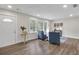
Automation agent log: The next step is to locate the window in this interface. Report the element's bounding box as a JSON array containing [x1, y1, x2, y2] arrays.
[[29, 17, 48, 33], [29, 19, 36, 32], [37, 21, 43, 31], [37, 21, 48, 33], [44, 22, 47, 32]]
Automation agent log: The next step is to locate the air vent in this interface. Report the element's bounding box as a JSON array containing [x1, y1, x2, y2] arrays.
[[73, 4, 78, 8]]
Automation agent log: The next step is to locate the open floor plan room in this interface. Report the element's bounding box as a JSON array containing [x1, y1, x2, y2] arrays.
[[0, 4, 79, 55]]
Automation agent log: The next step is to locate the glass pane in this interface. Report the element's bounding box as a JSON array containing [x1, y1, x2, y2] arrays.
[[30, 20, 36, 32], [44, 22, 47, 32], [37, 21, 43, 31]]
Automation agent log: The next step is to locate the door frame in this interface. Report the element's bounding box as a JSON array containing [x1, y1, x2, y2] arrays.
[[0, 14, 17, 47]]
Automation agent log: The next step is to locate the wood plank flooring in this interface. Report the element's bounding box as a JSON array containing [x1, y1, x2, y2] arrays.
[[0, 38, 79, 55]]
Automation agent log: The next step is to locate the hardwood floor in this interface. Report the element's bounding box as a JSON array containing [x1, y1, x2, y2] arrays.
[[0, 38, 79, 55]]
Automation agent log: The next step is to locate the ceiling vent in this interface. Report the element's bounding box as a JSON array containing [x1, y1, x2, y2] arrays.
[[73, 4, 78, 8]]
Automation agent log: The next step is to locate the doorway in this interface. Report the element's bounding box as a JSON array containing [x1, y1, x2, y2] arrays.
[[0, 14, 17, 47]]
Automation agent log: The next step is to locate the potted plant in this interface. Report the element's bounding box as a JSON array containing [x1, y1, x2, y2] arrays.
[[20, 26, 26, 31], [20, 26, 27, 44]]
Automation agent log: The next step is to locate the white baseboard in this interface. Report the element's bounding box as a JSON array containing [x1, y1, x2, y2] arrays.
[[0, 41, 16, 48], [0, 38, 37, 48], [63, 35, 79, 39]]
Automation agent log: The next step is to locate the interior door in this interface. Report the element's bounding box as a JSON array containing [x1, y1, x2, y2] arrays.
[[0, 14, 16, 47]]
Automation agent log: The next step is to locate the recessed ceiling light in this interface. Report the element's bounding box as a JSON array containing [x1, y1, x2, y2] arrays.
[[69, 14, 73, 17], [63, 5, 68, 8], [8, 5, 12, 8], [3, 18, 13, 22]]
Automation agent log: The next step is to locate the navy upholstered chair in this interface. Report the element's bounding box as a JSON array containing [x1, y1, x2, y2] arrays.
[[49, 32, 60, 45], [38, 31, 47, 40]]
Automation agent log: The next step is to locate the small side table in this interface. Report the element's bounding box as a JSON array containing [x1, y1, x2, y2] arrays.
[[20, 31, 27, 44]]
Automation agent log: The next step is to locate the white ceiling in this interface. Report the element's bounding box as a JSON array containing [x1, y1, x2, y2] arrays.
[[0, 4, 79, 20]]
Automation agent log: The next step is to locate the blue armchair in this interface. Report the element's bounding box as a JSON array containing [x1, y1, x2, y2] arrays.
[[38, 31, 47, 40], [49, 32, 60, 45]]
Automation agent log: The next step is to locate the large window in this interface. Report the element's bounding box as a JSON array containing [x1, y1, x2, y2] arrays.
[[44, 22, 47, 32], [29, 17, 48, 33], [37, 21, 43, 31], [29, 19, 36, 32]]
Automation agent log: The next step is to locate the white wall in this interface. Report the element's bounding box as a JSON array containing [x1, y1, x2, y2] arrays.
[[48, 21, 54, 32], [0, 9, 38, 47], [52, 16, 79, 39]]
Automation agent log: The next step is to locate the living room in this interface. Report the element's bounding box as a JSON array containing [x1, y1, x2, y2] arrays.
[[0, 4, 79, 55]]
